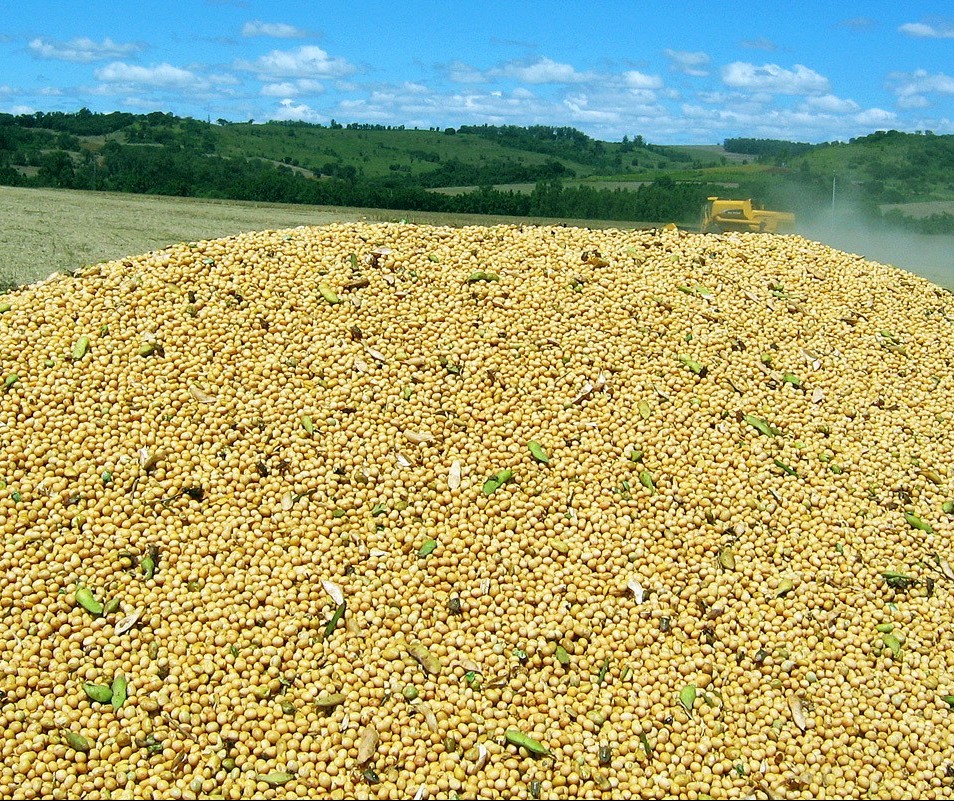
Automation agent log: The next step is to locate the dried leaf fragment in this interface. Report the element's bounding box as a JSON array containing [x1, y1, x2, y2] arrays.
[[407, 641, 441, 675], [405, 430, 435, 445], [365, 345, 386, 363], [321, 580, 345, 607], [571, 382, 594, 405], [115, 607, 143, 635], [788, 696, 807, 732], [448, 459, 462, 490], [627, 575, 645, 604], [356, 726, 379, 764], [188, 384, 215, 404]]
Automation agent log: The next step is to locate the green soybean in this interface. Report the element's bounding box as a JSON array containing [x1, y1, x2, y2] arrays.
[[64, 731, 92, 753], [505, 729, 550, 757], [318, 283, 340, 304], [82, 683, 113, 704], [744, 414, 782, 437], [904, 512, 933, 533], [111, 674, 128, 710], [482, 468, 514, 495], [75, 587, 103, 616], [71, 335, 90, 361], [528, 441, 550, 465], [140, 555, 156, 579], [679, 684, 697, 714], [258, 772, 294, 787]]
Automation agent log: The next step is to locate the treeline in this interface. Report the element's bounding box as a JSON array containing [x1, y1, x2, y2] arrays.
[[457, 125, 614, 168], [0, 136, 711, 223], [1, 108, 140, 136], [724, 138, 814, 160], [414, 157, 574, 188]]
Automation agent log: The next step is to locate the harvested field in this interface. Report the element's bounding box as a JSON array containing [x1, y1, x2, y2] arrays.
[[0, 186, 654, 290], [1, 222, 954, 799]]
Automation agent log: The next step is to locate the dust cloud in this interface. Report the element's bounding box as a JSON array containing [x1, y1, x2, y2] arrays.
[[798, 213, 954, 292]]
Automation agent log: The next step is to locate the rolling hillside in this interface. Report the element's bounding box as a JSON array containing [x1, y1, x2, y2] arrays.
[[1, 110, 952, 231]]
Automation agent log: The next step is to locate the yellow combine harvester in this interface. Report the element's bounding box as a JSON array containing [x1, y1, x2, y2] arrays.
[[701, 196, 796, 234]]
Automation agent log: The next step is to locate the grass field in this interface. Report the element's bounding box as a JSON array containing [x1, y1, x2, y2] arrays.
[[880, 200, 954, 218], [0, 186, 659, 289]]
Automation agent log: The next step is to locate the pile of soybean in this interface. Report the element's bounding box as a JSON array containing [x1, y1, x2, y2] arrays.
[[1, 222, 954, 800]]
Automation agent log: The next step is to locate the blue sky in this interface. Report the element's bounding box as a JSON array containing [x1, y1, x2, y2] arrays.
[[1, 0, 952, 143]]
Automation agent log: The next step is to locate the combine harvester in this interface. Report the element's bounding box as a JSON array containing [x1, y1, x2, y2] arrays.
[[701, 196, 795, 234]]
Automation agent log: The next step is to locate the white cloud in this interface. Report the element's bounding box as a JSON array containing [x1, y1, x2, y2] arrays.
[[721, 62, 829, 95], [498, 57, 596, 85], [622, 70, 663, 90], [679, 100, 898, 142], [29, 36, 140, 63], [563, 94, 620, 123], [853, 108, 897, 127], [804, 94, 860, 113], [665, 49, 710, 77], [242, 21, 308, 38], [899, 20, 954, 39], [273, 99, 325, 122], [261, 79, 324, 97], [95, 62, 198, 89], [889, 69, 954, 108], [236, 46, 356, 79], [446, 60, 485, 84]]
